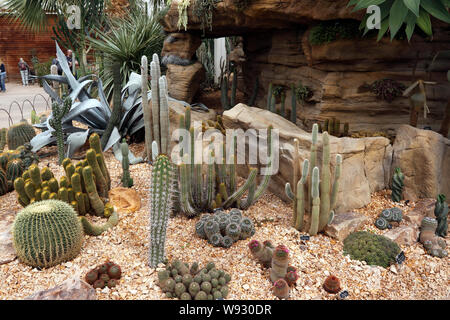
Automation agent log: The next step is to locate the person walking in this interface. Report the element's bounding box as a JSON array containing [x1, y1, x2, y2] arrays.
[[18, 58, 30, 86], [0, 59, 6, 92]]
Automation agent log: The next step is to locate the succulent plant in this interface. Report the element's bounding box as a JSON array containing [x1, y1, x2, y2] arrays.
[[6, 120, 36, 150], [85, 269, 99, 285], [374, 217, 389, 230], [343, 231, 401, 268], [12, 200, 84, 268], [285, 270, 299, 286], [107, 279, 118, 288], [419, 217, 447, 258], [120, 139, 133, 187], [370, 79, 406, 103], [323, 275, 341, 294], [272, 279, 290, 299], [0, 168, 10, 196], [270, 245, 290, 283], [49, 96, 71, 164], [93, 280, 106, 289], [108, 264, 122, 279], [391, 168, 404, 203], [434, 194, 448, 238], [248, 240, 274, 268]]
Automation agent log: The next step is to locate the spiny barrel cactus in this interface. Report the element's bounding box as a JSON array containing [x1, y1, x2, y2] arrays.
[[285, 124, 342, 235], [434, 194, 448, 238], [0, 169, 10, 196], [391, 167, 404, 203], [6, 158, 23, 183], [12, 200, 84, 268], [343, 231, 401, 268], [121, 140, 133, 188], [7, 120, 36, 150], [149, 141, 175, 268]]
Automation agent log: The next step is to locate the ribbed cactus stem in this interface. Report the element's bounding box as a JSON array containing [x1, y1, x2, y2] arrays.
[[82, 166, 104, 216], [292, 138, 300, 214], [290, 84, 296, 123], [206, 149, 215, 210], [179, 154, 198, 217], [319, 132, 331, 231], [307, 124, 318, 211], [159, 76, 170, 155], [150, 60, 160, 152], [121, 140, 133, 188], [141, 55, 153, 161], [267, 83, 273, 110], [330, 154, 342, 211], [149, 145, 174, 268], [223, 168, 257, 208], [49, 96, 71, 165], [89, 133, 110, 189], [221, 75, 229, 110], [230, 69, 237, 108], [295, 159, 309, 230], [81, 210, 119, 236], [309, 167, 320, 236]]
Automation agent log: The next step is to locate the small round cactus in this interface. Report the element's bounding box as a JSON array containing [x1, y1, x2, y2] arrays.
[[285, 270, 299, 286], [225, 222, 241, 241], [221, 235, 234, 248], [175, 283, 187, 297], [93, 279, 106, 289], [209, 233, 223, 247], [195, 291, 208, 300], [273, 279, 289, 299], [323, 275, 341, 294], [206, 262, 215, 270], [99, 273, 110, 282], [375, 217, 389, 230], [107, 279, 118, 288], [204, 220, 220, 238], [180, 292, 191, 300], [182, 274, 193, 287], [195, 220, 207, 239], [108, 264, 122, 279], [85, 269, 98, 285], [201, 281, 212, 294]]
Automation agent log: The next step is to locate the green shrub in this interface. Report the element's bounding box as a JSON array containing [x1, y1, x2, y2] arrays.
[[343, 231, 401, 268]]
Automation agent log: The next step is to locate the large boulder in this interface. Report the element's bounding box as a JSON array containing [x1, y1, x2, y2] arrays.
[[324, 212, 369, 241], [392, 125, 450, 201], [222, 104, 393, 213], [166, 62, 206, 104]]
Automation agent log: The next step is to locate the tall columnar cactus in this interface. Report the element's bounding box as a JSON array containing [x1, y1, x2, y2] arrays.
[[248, 77, 259, 106], [12, 200, 84, 268], [49, 96, 71, 165], [151, 55, 161, 153], [267, 83, 273, 110], [89, 133, 111, 190], [391, 167, 404, 203], [7, 120, 36, 150], [285, 124, 342, 234], [434, 194, 448, 238], [149, 141, 175, 268], [290, 84, 296, 124], [221, 74, 229, 110], [121, 139, 133, 188], [230, 68, 237, 108], [141, 55, 153, 161], [159, 77, 170, 155]]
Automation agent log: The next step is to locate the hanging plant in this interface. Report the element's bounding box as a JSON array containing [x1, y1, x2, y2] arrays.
[[295, 82, 313, 103], [193, 0, 220, 35], [177, 0, 191, 31], [370, 79, 406, 103]]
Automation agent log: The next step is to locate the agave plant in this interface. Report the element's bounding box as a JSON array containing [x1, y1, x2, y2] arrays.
[[31, 41, 207, 163], [348, 0, 450, 41]]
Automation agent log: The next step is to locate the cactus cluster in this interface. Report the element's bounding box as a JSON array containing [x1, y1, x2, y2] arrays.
[[265, 83, 298, 124], [374, 207, 403, 230], [419, 217, 447, 258], [343, 231, 401, 268], [195, 208, 255, 248], [285, 124, 342, 235], [149, 141, 176, 268], [201, 115, 226, 135], [319, 118, 350, 137], [120, 139, 133, 188], [14, 134, 113, 221], [323, 275, 341, 294], [248, 240, 298, 299], [12, 199, 84, 268], [85, 261, 122, 289], [158, 260, 231, 300], [391, 168, 404, 203], [434, 194, 448, 238], [6, 120, 36, 150], [176, 107, 273, 216], [50, 95, 71, 165]]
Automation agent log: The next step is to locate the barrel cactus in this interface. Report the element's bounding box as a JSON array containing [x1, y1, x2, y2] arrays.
[[0, 168, 10, 196], [6, 158, 24, 182], [7, 120, 36, 150], [343, 231, 401, 268], [12, 200, 84, 268]]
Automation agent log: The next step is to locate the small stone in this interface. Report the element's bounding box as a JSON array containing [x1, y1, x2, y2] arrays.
[[389, 265, 398, 274], [242, 284, 250, 290]]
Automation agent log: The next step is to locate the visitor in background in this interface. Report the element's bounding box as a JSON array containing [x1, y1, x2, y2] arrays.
[[18, 58, 30, 86], [0, 59, 6, 92], [66, 49, 79, 77], [52, 57, 63, 75]]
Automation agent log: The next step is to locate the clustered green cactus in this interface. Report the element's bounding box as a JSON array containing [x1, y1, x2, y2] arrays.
[[12, 199, 84, 268], [343, 231, 401, 268], [391, 167, 404, 203], [30, 110, 40, 125], [319, 118, 350, 137], [120, 139, 133, 188], [85, 261, 122, 289], [434, 194, 448, 238], [419, 217, 447, 258], [195, 208, 255, 248], [176, 108, 273, 216], [13, 134, 113, 223], [285, 124, 342, 235], [158, 260, 231, 300], [374, 207, 403, 230], [49, 95, 71, 165], [201, 115, 226, 136], [6, 120, 36, 150], [149, 141, 176, 268], [248, 240, 298, 299]]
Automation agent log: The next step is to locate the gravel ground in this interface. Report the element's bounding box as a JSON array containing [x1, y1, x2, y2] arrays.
[[0, 142, 448, 300]]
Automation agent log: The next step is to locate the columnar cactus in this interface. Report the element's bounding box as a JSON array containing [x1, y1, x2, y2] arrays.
[[248, 240, 274, 268], [121, 139, 133, 188], [151, 54, 161, 154], [49, 96, 71, 165], [434, 194, 448, 238], [7, 120, 36, 150], [149, 141, 175, 268], [270, 245, 290, 283], [81, 206, 119, 236], [12, 200, 84, 268], [285, 124, 342, 235], [391, 167, 404, 203], [141, 55, 153, 161]]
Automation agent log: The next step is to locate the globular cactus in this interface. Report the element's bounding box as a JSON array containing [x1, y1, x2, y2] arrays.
[[0, 169, 10, 196], [0, 152, 9, 170], [12, 200, 84, 268], [49, 96, 71, 165], [285, 124, 342, 235], [419, 217, 447, 258], [272, 279, 290, 299], [6, 120, 36, 150], [434, 194, 448, 238], [121, 139, 133, 188], [248, 240, 273, 268], [6, 158, 24, 182], [270, 245, 290, 283], [323, 275, 341, 294], [374, 217, 389, 230], [149, 141, 175, 268], [285, 269, 299, 286], [391, 167, 404, 203]]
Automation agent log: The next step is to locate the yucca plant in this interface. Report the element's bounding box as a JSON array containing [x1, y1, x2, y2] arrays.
[[348, 0, 450, 41]]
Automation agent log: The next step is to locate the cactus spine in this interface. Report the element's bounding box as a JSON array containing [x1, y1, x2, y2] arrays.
[[391, 167, 404, 203], [285, 124, 342, 234], [149, 141, 175, 268], [121, 139, 133, 188]]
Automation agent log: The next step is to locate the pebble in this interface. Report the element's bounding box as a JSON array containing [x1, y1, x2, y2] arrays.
[[243, 284, 250, 290]]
